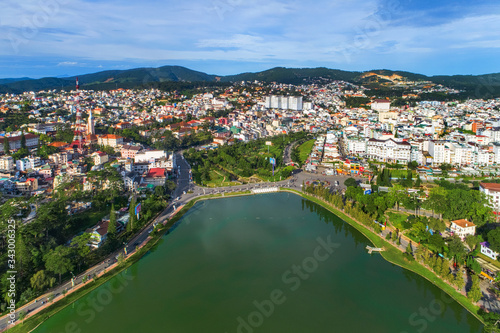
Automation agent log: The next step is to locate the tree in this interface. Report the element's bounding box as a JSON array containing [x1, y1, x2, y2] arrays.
[[344, 178, 358, 188], [465, 235, 480, 250], [406, 243, 412, 255], [415, 175, 422, 187], [20, 132, 26, 149], [71, 233, 91, 261], [468, 275, 482, 303], [3, 137, 10, 154], [448, 236, 467, 265], [488, 228, 500, 253], [44, 246, 74, 284], [453, 272, 465, 291], [107, 204, 117, 237], [388, 184, 406, 211], [116, 252, 125, 266], [30, 270, 50, 292], [18, 310, 27, 323], [467, 257, 482, 274], [428, 234, 445, 253], [407, 161, 418, 170]]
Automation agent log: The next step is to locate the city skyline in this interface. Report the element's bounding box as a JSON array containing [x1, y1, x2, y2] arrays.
[[1, 0, 500, 78]]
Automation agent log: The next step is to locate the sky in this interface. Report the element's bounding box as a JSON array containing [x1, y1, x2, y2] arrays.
[[1, 0, 500, 78]]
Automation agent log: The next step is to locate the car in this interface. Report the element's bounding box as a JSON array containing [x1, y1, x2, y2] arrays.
[[176, 197, 181, 201]]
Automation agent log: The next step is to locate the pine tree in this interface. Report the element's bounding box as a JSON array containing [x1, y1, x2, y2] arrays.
[[406, 243, 413, 256], [107, 204, 117, 237], [391, 230, 398, 242], [415, 175, 422, 187], [439, 258, 450, 277], [21, 132, 26, 149], [3, 137, 10, 155]]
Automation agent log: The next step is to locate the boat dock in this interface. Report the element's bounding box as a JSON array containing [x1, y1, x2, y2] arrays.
[[366, 246, 384, 254]]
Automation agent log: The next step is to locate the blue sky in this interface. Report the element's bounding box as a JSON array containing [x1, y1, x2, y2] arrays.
[[1, 0, 500, 78]]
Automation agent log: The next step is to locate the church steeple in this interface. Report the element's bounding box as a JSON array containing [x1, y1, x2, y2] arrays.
[[88, 109, 95, 135]]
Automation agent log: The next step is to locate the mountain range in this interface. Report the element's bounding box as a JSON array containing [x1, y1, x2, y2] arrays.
[[1, 65, 500, 98]]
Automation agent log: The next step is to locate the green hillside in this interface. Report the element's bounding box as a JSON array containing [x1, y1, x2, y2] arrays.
[[2, 65, 500, 99]]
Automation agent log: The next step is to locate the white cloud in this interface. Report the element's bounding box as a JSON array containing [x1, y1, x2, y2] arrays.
[[57, 61, 78, 66], [1, 0, 500, 75]]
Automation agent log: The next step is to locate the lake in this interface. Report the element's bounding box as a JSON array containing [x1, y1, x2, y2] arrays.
[[34, 193, 483, 333]]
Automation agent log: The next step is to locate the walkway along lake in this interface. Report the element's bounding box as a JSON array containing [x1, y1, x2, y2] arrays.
[[33, 193, 483, 333]]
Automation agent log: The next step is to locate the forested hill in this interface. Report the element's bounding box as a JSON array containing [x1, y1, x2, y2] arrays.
[[2, 65, 500, 98]]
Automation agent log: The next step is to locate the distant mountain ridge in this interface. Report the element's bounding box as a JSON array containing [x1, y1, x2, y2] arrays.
[[1, 65, 500, 98], [0, 77, 33, 85]]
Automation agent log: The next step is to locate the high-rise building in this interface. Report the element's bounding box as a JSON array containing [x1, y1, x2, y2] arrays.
[[265, 95, 303, 111]]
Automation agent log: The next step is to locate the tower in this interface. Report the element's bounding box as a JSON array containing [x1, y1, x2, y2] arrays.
[[73, 78, 85, 150], [88, 108, 95, 135]]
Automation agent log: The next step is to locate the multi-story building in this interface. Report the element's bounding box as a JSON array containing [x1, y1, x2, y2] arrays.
[[92, 151, 109, 166], [98, 134, 123, 148], [265, 96, 303, 111], [0, 133, 39, 152], [27, 156, 41, 169], [371, 99, 391, 112], [121, 145, 142, 159], [0, 156, 14, 171], [16, 158, 31, 171], [480, 183, 500, 214], [346, 138, 367, 156], [134, 150, 168, 163], [366, 138, 411, 164], [449, 219, 476, 240], [428, 140, 452, 165]]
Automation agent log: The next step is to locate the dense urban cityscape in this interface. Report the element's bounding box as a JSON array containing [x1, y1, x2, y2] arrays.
[[1, 74, 500, 331]]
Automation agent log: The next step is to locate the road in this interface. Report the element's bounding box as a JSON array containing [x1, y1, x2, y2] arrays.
[[283, 141, 296, 165]]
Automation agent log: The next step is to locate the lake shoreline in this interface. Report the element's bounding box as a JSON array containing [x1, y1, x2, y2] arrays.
[[13, 189, 485, 332]]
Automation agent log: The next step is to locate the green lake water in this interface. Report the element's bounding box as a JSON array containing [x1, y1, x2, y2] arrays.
[[33, 193, 483, 333]]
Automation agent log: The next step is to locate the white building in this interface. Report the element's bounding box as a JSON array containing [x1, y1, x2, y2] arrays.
[[371, 99, 391, 112], [27, 156, 41, 169], [134, 150, 168, 163], [480, 183, 500, 213], [346, 138, 367, 156], [92, 151, 109, 166], [481, 242, 499, 260], [366, 138, 411, 164], [449, 219, 476, 241], [428, 141, 452, 165], [16, 158, 31, 171], [0, 156, 14, 171], [265, 96, 303, 111]]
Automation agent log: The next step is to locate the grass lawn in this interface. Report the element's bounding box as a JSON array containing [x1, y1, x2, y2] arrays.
[[69, 209, 109, 235], [298, 139, 315, 164], [477, 253, 500, 270], [389, 169, 412, 178], [387, 211, 411, 230]]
